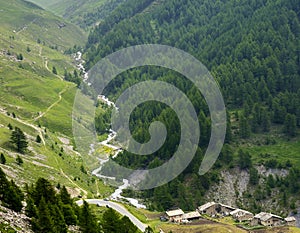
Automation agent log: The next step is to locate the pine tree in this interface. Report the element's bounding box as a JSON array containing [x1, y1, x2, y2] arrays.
[[145, 226, 154, 233], [239, 114, 251, 139], [50, 204, 67, 233], [10, 127, 28, 153], [266, 175, 275, 188], [59, 186, 72, 205], [52, 66, 58, 75], [25, 196, 37, 218], [238, 149, 252, 169], [219, 144, 233, 164], [120, 216, 138, 233], [261, 109, 271, 132], [0, 168, 23, 212], [102, 208, 122, 233], [33, 197, 54, 233], [17, 53, 23, 60], [3, 181, 23, 212], [16, 155, 23, 165], [62, 204, 77, 226], [36, 135, 42, 143], [78, 201, 99, 233], [7, 123, 13, 130], [0, 167, 10, 197], [284, 113, 297, 137], [0, 153, 6, 164], [32, 178, 57, 206], [225, 110, 232, 143], [250, 104, 262, 133]]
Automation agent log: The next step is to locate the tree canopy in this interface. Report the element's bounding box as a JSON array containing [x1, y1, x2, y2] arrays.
[[10, 127, 28, 154]]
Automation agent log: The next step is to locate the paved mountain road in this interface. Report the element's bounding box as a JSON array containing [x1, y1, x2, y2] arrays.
[[76, 199, 148, 232]]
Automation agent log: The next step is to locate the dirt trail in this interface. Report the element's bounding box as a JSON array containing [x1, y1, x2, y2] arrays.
[[31, 83, 71, 122], [44, 59, 63, 81], [60, 168, 88, 197], [45, 59, 49, 71], [16, 18, 37, 35], [0, 107, 45, 145]]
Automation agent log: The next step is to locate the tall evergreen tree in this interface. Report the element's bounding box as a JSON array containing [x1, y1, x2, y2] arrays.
[[16, 155, 23, 165], [7, 123, 13, 130], [36, 135, 42, 143], [0, 153, 6, 164], [32, 178, 57, 206], [261, 109, 271, 132], [102, 208, 122, 233], [225, 110, 232, 143], [78, 201, 99, 233], [62, 204, 78, 226], [238, 150, 252, 170], [50, 204, 67, 233], [52, 66, 58, 75], [284, 113, 297, 137], [120, 216, 138, 233], [0, 168, 23, 212], [3, 180, 24, 212], [59, 186, 72, 205], [33, 197, 54, 233], [0, 168, 10, 198], [10, 127, 28, 153], [25, 196, 37, 218], [239, 114, 251, 139]]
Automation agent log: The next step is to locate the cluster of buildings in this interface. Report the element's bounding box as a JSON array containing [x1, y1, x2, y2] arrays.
[[165, 201, 296, 228]]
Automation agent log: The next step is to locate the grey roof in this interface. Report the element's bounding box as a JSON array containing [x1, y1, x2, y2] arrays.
[[285, 216, 296, 222], [255, 212, 283, 222], [220, 204, 236, 211], [198, 202, 217, 211], [183, 211, 201, 219], [230, 209, 253, 216], [166, 209, 184, 217]]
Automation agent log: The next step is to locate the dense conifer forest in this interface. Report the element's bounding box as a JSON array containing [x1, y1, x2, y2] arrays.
[[85, 0, 300, 212]]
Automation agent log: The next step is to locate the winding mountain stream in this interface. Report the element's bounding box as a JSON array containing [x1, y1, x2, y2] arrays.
[[75, 52, 146, 209]]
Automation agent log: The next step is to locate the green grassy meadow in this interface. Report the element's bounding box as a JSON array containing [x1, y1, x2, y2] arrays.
[[28, 0, 109, 24], [0, 0, 112, 198]]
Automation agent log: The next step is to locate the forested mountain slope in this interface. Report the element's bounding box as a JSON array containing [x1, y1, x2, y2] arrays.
[[84, 0, 300, 215]]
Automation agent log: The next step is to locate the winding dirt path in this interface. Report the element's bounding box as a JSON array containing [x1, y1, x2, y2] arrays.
[[0, 107, 45, 145], [16, 18, 37, 35], [30, 83, 72, 122], [60, 168, 88, 197]]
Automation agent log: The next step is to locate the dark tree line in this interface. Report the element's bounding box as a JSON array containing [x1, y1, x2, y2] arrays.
[[0, 169, 142, 233], [64, 69, 81, 87], [0, 168, 24, 212]]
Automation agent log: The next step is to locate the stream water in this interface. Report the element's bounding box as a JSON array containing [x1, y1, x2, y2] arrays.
[[75, 52, 146, 209]]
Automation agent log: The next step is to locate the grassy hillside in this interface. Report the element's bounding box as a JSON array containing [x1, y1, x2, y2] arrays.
[[28, 0, 127, 28], [28, 0, 106, 16], [1, 0, 86, 48], [0, 0, 111, 199]]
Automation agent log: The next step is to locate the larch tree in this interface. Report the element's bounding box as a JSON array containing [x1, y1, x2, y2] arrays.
[[10, 127, 28, 154]]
